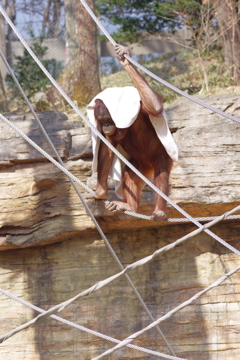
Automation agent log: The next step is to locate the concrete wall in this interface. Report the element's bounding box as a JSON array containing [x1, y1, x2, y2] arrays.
[[0, 27, 191, 87], [100, 28, 191, 57], [1, 28, 191, 73]]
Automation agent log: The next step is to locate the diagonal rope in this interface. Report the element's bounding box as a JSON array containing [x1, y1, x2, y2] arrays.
[[0, 5, 239, 259], [167, 214, 240, 223], [91, 264, 240, 360], [1, 112, 240, 259], [0, 53, 175, 355], [79, 0, 240, 125], [0, 3, 239, 360], [0, 202, 239, 344], [0, 288, 187, 360]]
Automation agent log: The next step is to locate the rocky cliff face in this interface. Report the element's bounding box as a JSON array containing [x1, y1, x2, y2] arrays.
[[0, 95, 239, 360]]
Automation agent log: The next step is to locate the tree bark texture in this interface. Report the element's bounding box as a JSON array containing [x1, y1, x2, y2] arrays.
[[2, 0, 16, 65], [213, 0, 240, 81], [42, 0, 63, 38], [0, 71, 8, 112], [60, 0, 101, 106]]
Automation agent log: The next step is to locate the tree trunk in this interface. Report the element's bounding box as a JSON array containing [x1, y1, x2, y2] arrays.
[[59, 0, 101, 106], [42, 0, 63, 38], [42, 0, 52, 36], [52, 0, 62, 37], [3, 0, 16, 65], [212, 0, 240, 82], [0, 71, 8, 112]]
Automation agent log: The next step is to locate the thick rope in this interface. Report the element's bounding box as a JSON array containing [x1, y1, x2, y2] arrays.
[[0, 4, 238, 359], [1, 203, 240, 344], [0, 288, 186, 360], [0, 80, 238, 226], [1, 110, 240, 260], [0, 53, 175, 355], [1, 5, 240, 258], [1, 5, 240, 259], [167, 214, 240, 223], [79, 0, 240, 125], [0, 70, 238, 354], [0, 114, 240, 255], [91, 264, 240, 360]]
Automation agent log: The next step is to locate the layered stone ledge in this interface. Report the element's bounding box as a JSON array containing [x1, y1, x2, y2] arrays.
[[0, 94, 240, 250]]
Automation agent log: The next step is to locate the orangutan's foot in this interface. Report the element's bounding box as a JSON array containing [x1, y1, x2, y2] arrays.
[[92, 189, 108, 200], [105, 200, 135, 213], [150, 210, 167, 222]]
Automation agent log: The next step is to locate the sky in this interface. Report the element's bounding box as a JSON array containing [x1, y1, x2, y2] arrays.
[[1, 1, 116, 40]]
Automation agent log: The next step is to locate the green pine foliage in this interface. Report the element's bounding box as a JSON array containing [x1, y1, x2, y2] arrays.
[[6, 36, 63, 100], [97, 0, 203, 43]]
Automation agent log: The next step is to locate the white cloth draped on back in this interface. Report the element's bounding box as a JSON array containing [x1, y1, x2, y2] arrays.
[[87, 86, 178, 198]]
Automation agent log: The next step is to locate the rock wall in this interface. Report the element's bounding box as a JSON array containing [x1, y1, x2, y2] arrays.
[[0, 96, 240, 360]]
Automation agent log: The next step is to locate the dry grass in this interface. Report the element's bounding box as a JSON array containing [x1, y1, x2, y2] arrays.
[[6, 49, 240, 117], [101, 50, 240, 108]]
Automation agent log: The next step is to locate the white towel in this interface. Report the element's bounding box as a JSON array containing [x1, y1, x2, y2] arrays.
[[87, 86, 178, 198]]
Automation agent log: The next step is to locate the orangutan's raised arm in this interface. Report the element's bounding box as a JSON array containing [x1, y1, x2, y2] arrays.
[[115, 44, 164, 116]]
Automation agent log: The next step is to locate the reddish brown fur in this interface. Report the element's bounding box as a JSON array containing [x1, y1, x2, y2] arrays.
[[92, 45, 174, 220], [94, 99, 172, 217]]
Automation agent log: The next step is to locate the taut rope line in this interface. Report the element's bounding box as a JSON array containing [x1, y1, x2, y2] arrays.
[[91, 264, 240, 360], [1, 112, 240, 259], [79, 0, 240, 125], [0, 288, 186, 360], [0, 5, 239, 257], [0, 192, 239, 344], [0, 3, 239, 360], [0, 52, 175, 355]]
